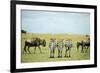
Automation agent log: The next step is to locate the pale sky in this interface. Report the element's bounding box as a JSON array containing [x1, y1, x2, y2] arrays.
[[21, 10, 90, 35]]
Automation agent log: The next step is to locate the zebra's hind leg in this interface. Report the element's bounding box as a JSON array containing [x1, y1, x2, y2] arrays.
[[52, 49, 54, 58], [50, 49, 54, 58], [58, 49, 60, 58], [65, 48, 68, 57], [50, 50, 52, 58], [68, 48, 71, 57], [60, 50, 62, 58]]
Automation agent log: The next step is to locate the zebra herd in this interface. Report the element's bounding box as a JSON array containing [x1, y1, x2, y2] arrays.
[[49, 38, 90, 58], [23, 37, 90, 58], [49, 38, 72, 58]]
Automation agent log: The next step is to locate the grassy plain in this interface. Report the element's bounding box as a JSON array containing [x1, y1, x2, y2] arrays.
[[21, 33, 90, 63]]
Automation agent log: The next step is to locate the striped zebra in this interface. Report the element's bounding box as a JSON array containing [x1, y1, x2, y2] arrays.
[[56, 39, 64, 58], [49, 38, 57, 58], [65, 39, 73, 57]]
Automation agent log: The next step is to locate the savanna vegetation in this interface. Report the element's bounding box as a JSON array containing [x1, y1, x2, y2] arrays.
[[21, 33, 90, 63]]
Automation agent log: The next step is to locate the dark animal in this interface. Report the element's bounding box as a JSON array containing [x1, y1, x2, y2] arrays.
[[23, 38, 46, 54], [77, 39, 90, 53], [65, 39, 73, 57]]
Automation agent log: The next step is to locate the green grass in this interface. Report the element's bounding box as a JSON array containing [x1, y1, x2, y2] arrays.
[[21, 33, 90, 63]]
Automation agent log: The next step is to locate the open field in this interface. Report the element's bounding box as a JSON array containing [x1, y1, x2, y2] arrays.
[[21, 33, 90, 63]]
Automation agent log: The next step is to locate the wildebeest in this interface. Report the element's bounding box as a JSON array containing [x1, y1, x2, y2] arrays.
[[23, 38, 46, 54], [56, 39, 64, 58], [49, 38, 57, 58], [64, 39, 73, 57], [77, 39, 90, 53]]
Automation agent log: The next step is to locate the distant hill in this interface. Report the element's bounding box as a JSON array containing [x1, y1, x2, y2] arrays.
[[21, 30, 27, 33]]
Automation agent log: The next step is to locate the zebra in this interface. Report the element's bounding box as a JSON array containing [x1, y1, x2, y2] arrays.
[[65, 39, 73, 57], [56, 39, 64, 58], [49, 38, 57, 58]]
